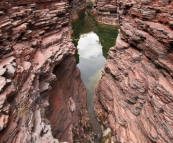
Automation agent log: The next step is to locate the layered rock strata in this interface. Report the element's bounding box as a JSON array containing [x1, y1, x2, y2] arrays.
[[95, 0, 173, 142], [0, 0, 91, 142], [47, 56, 91, 142], [93, 0, 118, 25]]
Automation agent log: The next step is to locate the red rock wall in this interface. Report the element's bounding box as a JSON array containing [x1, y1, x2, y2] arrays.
[[95, 0, 173, 142], [0, 0, 91, 142], [47, 56, 91, 142], [94, 0, 118, 24]]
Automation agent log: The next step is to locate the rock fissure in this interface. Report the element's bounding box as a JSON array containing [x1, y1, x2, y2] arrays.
[[1, 0, 173, 143]]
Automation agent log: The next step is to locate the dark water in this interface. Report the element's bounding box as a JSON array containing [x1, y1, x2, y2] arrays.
[[71, 9, 119, 141]]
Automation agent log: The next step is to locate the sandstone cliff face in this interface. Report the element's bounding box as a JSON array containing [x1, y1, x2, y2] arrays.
[[95, 0, 173, 142], [94, 0, 118, 24], [0, 0, 91, 142]]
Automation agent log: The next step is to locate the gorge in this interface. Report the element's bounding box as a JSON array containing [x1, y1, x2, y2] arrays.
[[0, 0, 173, 143], [71, 9, 118, 142]]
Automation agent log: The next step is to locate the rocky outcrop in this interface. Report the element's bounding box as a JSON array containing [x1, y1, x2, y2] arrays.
[[95, 0, 173, 143], [0, 0, 91, 142], [93, 0, 118, 25], [47, 56, 91, 142]]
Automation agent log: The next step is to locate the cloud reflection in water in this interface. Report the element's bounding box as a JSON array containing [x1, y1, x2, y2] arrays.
[[77, 32, 106, 134]]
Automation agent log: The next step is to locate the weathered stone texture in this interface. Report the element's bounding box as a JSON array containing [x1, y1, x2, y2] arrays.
[[95, 0, 173, 143], [47, 56, 91, 142], [0, 0, 91, 142], [94, 0, 118, 25]]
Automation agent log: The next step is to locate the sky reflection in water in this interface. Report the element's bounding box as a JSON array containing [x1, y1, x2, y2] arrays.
[[72, 9, 119, 136], [77, 32, 105, 134]]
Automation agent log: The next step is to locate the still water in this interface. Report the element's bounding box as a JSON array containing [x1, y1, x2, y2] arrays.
[[77, 32, 105, 135], [72, 9, 119, 140]]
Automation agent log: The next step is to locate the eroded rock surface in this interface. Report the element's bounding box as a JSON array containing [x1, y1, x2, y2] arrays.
[[93, 0, 118, 25], [95, 0, 173, 142], [0, 0, 91, 142], [47, 56, 91, 142]]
